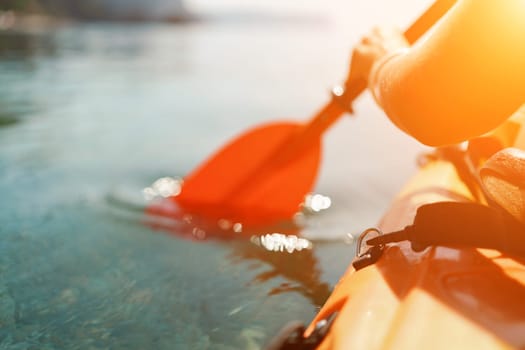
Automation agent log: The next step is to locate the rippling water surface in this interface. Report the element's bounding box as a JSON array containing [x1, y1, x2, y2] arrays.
[[0, 3, 427, 348]]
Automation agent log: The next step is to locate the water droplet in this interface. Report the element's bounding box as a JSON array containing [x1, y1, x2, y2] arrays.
[[332, 85, 344, 97], [218, 219, 232, 230], [142, 176, 182, 200], [192, 227, 206, 240], [142, 187, 157, 201], [303, 193, 332, 213], [233, 223, 243, 233]]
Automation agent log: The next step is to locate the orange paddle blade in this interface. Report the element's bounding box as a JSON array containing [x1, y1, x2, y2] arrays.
[[174, 122, 322, 226]]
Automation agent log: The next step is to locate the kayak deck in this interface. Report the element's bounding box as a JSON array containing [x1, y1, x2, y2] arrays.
[[306, 160, 525, 349]]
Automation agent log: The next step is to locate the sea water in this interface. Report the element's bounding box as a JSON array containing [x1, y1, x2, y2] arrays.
[[0, 3, 427, 348]]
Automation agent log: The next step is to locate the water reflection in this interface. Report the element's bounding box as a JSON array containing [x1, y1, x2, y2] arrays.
[[255, 233, 312, 253], [142, 213, 332, 306], [140, 177, 334, 306], [228, 240, 331, 307], [144, 178, 334, 240], [143, 175, 334, 236]]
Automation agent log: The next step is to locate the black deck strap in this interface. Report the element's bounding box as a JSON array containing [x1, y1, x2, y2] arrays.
[[352, 244, 384, 271], [368, 202, 525, 256]]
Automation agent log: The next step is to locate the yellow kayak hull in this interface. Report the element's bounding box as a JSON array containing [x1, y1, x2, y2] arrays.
[[306, 159, 525, 349]]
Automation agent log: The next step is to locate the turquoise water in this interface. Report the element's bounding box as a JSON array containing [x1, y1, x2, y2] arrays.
[[0, 10, 425, 349]]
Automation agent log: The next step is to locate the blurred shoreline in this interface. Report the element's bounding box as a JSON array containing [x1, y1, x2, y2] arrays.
[[0, 0, 191, 32], [0, 11, 69, 32]]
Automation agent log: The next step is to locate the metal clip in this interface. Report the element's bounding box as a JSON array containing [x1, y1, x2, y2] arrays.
[[352, 228, 384, 271]]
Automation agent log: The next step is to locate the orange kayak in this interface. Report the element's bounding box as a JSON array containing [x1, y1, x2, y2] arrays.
[[305, 160, 525, 349], [301, 156, 525, 349]]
